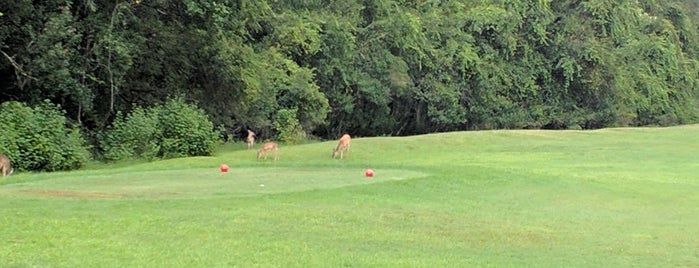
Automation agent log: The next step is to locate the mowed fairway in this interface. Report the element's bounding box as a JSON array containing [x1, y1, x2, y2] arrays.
[[1, 125, 698, 267]]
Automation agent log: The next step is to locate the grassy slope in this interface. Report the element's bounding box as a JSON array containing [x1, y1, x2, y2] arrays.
[[0, 125, 697, 267]]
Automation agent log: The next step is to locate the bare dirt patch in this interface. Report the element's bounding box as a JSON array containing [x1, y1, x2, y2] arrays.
[[16, 189, 128, 199]]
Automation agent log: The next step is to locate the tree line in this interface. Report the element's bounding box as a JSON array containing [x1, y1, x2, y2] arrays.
[[1, 0, 698, 143]]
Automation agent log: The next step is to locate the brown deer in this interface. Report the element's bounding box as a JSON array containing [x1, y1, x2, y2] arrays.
[[257, 142, 279, 161], [332, 134, 351, 159], [1, 153, 14, 176], [246, 129, 256, 150]]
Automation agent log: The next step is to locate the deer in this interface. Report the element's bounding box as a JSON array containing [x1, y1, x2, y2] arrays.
[[1, 153, 14, 176], [332, 134, 351, 159], [246, 129, 256, 150], [257, 142, 279, 161]]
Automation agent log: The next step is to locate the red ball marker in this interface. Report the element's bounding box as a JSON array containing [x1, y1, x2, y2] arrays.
[[220, 164, 229, 173], [365, 168, 374, 177]]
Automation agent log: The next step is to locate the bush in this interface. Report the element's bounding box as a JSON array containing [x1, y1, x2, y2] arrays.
[[0, 101, 89, 172], [158, 97, 218, 158], [275, 108, 306, 144], [100, 108, 160, 161], [101, 97, 218, 161]]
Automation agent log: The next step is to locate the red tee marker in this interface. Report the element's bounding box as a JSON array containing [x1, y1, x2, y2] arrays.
[[220, 164, 229, 173]]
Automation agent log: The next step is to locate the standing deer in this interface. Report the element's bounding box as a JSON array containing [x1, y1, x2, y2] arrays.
[[257, 142, 279, 161], [0, 153, 14, 176], [332, 134, 351, 159], [246, 129, 256, 150]]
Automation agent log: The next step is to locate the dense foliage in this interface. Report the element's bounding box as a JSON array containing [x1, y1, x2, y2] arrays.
[[1, 0, 698, 140], [100, 97, 218, 161], [0, 101, 89, 172]]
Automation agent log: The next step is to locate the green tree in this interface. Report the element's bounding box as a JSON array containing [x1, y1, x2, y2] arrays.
[[2, 0, 698, 149]]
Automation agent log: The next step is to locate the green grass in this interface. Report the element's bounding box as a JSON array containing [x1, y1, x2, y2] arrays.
[[1, 125, 698, 267]]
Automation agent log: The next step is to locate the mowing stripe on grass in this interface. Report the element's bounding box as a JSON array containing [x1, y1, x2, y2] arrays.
[[0, 167, 428, 199]]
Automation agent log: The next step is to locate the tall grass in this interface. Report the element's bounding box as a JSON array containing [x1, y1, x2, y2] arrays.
[[1, 125, 697, 267]]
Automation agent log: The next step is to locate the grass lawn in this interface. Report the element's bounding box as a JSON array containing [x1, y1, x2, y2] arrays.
[[1, 125, 698, 267]]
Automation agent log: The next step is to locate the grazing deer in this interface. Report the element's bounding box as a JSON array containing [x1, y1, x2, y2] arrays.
[[246, 129, 256, 150], [0, 153, 14, 176], [332, 134, 351, 159], [257, 142, 279, 161]]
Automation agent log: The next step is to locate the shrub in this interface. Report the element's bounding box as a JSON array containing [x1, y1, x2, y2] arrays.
[[275, 108, 306, 143], [158, 97, 218, 158], [0, 101, 89, 172], [101, 97, 218, 161], [100, 108, 160, 161]]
